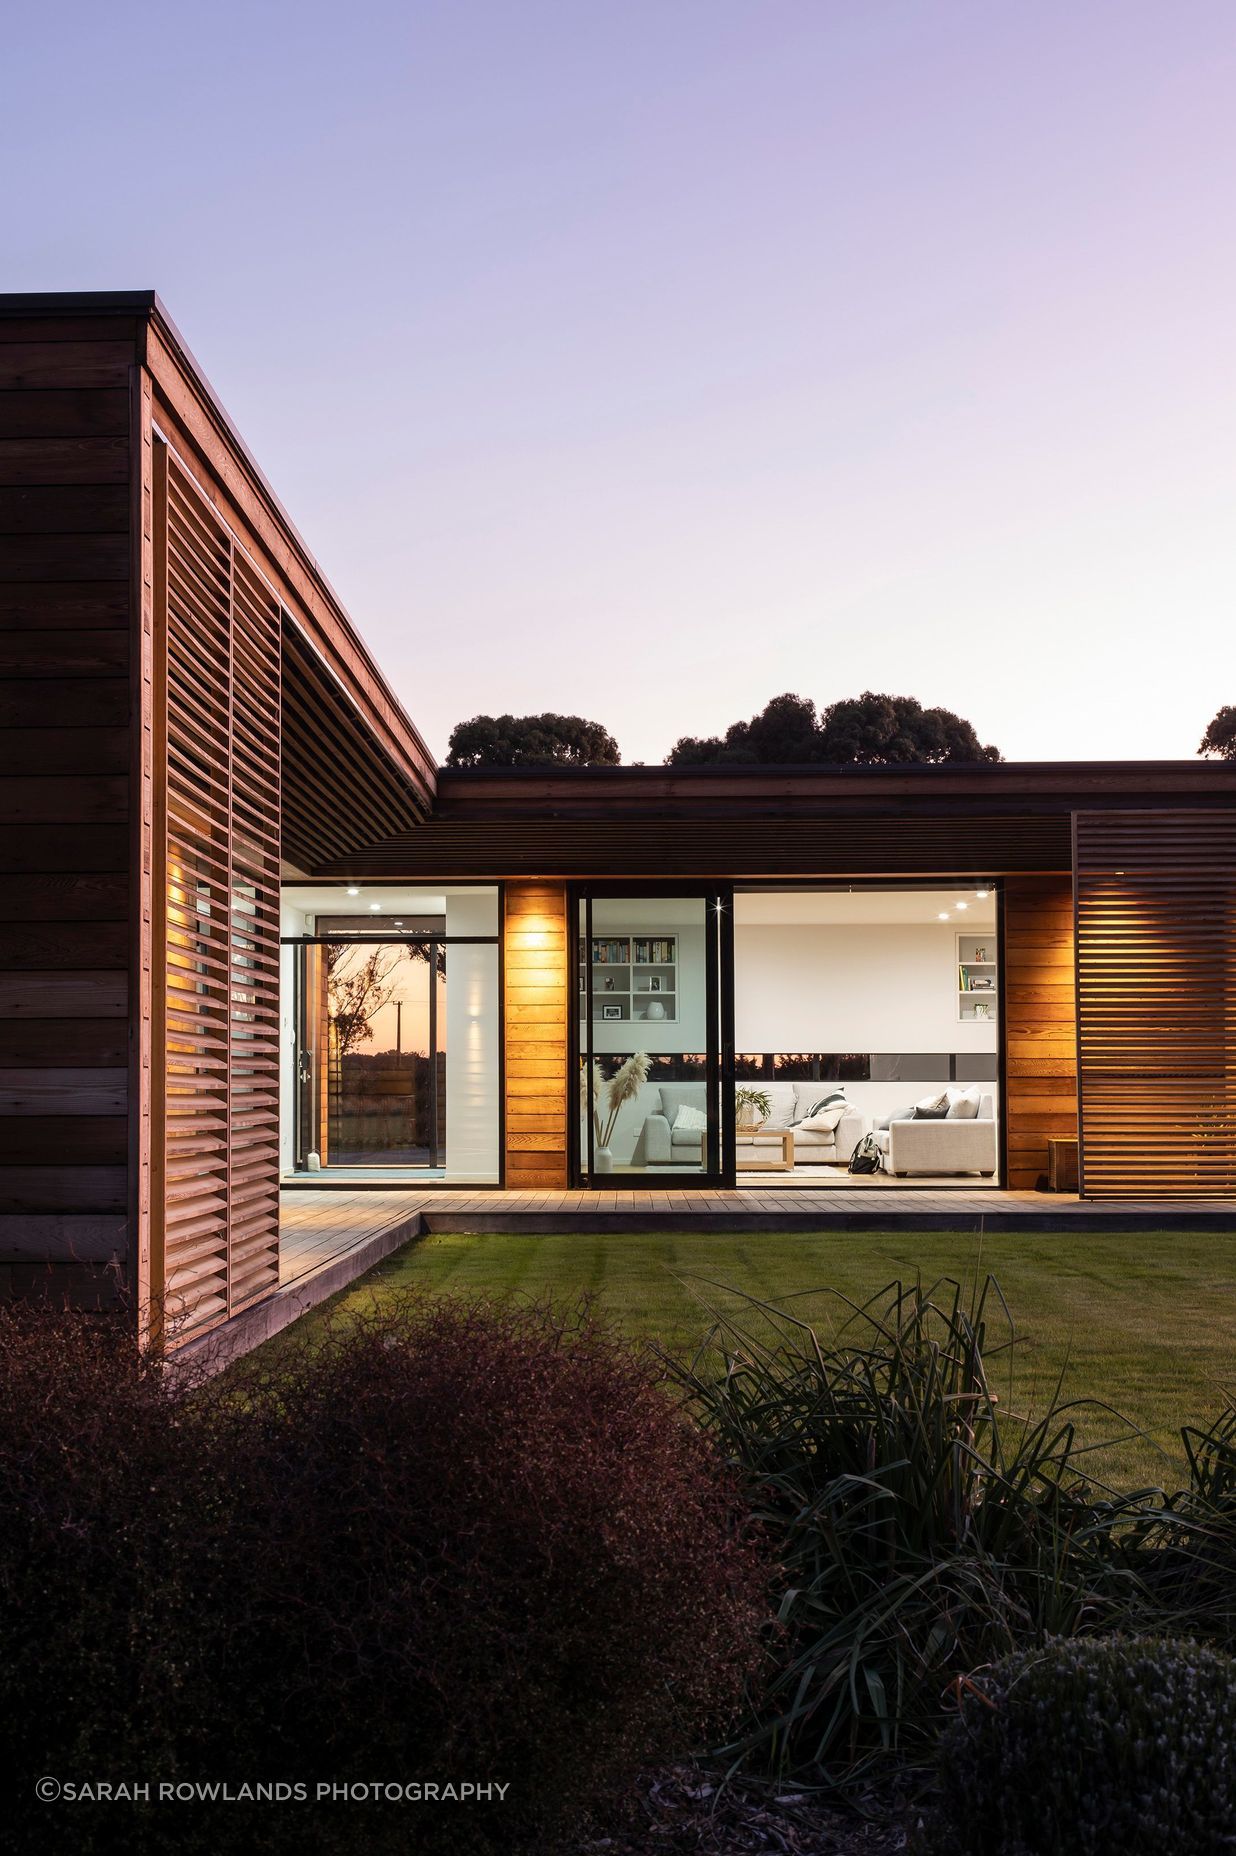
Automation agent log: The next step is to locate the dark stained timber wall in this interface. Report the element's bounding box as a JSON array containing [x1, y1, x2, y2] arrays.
[[1075, 810, 1236, 1199], [153, 443, 281, 1340], [0, 313, 137, 1302]]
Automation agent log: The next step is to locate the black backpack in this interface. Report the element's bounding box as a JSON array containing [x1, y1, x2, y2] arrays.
[[848, 1133, 881, 1176]]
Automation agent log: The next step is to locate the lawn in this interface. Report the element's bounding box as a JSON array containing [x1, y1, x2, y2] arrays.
[[292, 1227, 1236, 1489]]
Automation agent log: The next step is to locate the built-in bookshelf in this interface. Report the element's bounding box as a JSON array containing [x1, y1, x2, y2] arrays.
[[580, 934, 678, 1022], [957, 932, 998, 1023]]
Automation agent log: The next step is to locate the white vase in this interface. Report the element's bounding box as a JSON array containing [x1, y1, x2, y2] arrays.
[[645, 1000, 666, 1021], [594, 1146, 613, 1174]]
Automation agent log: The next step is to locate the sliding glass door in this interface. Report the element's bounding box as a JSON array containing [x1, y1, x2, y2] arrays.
[[574, 889, 731, 1185]]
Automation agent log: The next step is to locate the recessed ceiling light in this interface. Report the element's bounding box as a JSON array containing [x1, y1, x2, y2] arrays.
[[346, 887, 360, 897], [369, 903, 382, 912], [976, 888, 989, 899], [955, 901, 968, 910], [938, 911, 950, 921]]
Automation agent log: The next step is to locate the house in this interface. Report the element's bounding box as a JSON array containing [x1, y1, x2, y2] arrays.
[[2, 292, 1233, 1346]]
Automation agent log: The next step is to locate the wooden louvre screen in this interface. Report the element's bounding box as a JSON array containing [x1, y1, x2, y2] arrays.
[[1075, 809, 1236, 1199], [154, 442, 282, 1339]]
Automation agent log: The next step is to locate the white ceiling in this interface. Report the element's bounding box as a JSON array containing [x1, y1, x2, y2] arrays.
[[734, 888, 998, 928], [282, 885, 450, 915]]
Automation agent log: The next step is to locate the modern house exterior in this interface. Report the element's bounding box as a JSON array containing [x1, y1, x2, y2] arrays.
[[2, 292, 1234, 1347]]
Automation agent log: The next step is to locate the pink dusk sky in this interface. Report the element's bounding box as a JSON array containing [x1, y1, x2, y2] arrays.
[[7, 2, 1234, 764]]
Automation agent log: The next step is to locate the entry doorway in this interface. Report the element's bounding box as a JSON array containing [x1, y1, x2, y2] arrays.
[[573, 889, 731, 1186]]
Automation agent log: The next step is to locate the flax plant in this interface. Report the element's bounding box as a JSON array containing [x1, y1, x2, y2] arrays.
[[659, 1276, 1153, 1787]]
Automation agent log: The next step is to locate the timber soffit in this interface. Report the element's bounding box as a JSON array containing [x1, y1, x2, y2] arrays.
[[315, 760, 1236, 880], [0, 290, 436, 820]]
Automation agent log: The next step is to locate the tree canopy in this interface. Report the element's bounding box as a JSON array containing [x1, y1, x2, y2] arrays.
[[1199, 706, 1236, 761], [445, 712, 621, 768], [667, 691, 1002, 766]]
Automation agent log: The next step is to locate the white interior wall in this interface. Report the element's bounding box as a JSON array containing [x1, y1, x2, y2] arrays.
[[278, 896, 313, 1174], [734, 921, 997, 1054], [444, 890, 500, 1182]]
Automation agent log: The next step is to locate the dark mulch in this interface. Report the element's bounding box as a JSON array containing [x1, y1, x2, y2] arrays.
[[580, 1766, 912, 1855]]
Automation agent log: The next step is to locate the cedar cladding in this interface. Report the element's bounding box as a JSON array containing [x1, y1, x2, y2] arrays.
[[0, 315, 136, 1299], [1002, 875, 1079, 1191]]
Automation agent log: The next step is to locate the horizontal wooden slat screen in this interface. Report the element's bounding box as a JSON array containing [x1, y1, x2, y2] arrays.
[[1075, 809, 1236, 1199], [155, 443, 280, 1340]]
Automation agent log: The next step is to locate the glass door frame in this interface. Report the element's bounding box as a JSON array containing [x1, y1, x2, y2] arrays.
[[568, 882, 735, 1189], [280, 930, 497, 1176]]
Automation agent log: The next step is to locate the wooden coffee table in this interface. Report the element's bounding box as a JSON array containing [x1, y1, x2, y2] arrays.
[[735, 1129, 795, 1171]]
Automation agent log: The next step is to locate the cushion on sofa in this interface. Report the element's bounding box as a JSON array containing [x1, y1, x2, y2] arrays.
[[798, 1104, 848, 1133], [794, 1088, 848, 1123], [672, 1103, 707, 1134], [947, 1086, 982, 1119], [758, 1084, 798, 1130], [656, 1084, 707, 1126]]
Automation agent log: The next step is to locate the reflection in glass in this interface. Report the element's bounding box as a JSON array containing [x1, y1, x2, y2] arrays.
[[325, 942, 443, 1166]]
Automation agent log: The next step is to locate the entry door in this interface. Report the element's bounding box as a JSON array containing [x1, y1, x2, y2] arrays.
[[575, 890, 731, 1185]]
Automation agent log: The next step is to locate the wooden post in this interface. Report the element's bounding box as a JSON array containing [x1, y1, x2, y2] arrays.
[[1003, 875, 1078, 1190], [503, 884, 569, 1188]]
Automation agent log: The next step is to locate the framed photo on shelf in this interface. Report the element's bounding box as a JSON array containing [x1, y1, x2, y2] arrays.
[[649, 976, 662, 993], [974, 946, 988, 963], [602, 1005, 622, 1021]]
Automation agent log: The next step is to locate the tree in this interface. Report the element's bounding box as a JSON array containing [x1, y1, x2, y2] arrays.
[[1199, 706, 1236, 760], [326, 944, 405, 1059], [817, 692, 1002, 764], [667, 690, 1001, 766], [326, 942, 443, 1058], [445, 713, 621, 768], [669, 693, 820, 766]]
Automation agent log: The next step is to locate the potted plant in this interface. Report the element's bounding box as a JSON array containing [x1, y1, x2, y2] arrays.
[[735, 1086, 772, 1133], [582, 1052, 651, 1172]]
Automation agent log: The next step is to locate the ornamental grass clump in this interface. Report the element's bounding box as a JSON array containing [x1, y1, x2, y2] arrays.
[[663, 1277, 1149, 1787], [920, 1635, 1236, 1855]]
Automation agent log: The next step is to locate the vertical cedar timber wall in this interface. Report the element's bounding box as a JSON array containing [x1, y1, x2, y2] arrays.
[[1002, 875, 1078, 1190], [1075, 810, 1236, 1198], [0, 312, 138, 1305], [504, 883, 569, 1187]]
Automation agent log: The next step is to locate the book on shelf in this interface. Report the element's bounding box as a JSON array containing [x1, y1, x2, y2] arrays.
[[591, 939, 629, 966], [633, 936, 675, 964]]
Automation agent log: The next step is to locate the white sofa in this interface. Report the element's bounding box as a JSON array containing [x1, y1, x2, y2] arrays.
[[872, 1092, 997, 1178], [642, 1081, 865, 1168]]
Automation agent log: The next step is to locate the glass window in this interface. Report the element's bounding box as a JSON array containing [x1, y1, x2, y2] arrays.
[[280, 885, 499, 1183]]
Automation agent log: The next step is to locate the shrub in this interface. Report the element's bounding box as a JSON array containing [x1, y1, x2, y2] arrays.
[[663, 1277, 1147, 1786], [0, 1296, 768, 1855], [920, 1635, 1236, 1854]]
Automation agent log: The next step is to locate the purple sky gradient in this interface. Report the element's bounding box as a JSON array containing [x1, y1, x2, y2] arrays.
[[6, 2, 1235, 763]]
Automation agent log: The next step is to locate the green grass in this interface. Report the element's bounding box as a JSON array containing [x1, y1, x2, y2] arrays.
[[288, 1228, 1236, 1488]]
